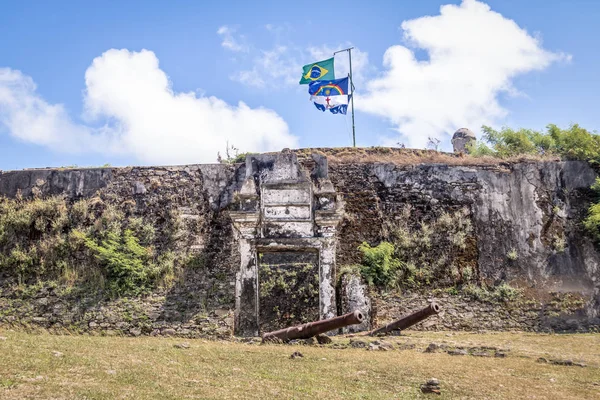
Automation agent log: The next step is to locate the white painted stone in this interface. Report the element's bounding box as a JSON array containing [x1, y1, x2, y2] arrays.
[[263, 221, 314, 238], [263, 205, 311, 220], [262, 188, 311, 205]]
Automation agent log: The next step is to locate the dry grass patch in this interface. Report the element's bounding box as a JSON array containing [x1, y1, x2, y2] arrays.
[[0, 329, 598, 399]]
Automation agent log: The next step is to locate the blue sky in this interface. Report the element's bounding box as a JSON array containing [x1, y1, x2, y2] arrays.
[[0, 0, 598, 170]]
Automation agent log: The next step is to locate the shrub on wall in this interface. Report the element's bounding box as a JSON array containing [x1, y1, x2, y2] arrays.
[[387, 206, 477, 287], [584, 178, 600, 244], [0, 195, 181, 296], [469, 124, 600, 162], [357, 241, 400, 287], [353, 206, 525, 298]]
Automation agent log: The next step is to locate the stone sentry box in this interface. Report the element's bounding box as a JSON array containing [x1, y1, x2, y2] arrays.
[[229, 152, 343, 336]]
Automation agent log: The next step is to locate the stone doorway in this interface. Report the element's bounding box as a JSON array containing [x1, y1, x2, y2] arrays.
[[258, 250, 320, 332], [229, 152, 344, 336]]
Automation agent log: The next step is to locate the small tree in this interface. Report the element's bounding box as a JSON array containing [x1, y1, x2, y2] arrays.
[[427, 137, 441, 151], [217, 142, 248, 164]]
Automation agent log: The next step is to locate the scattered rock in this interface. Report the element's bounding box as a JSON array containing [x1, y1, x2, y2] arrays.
[[0, 336, 7, 341], [378, 341, 394, 351], [537, 357, 586, 367], [447, 349, 468, 356], [162, 328, 177, 336], [424, 343, 440, 353], [471, 351, 491, 357], [174, 342, 190, 349], [52, 351, 64, 357], [420, 378, 441, 395], [129, 328, 142, 337], [552, 359, 586, 367], [132, 181, 147, 195], [301, 337, 316, 345], [316, 334, 332, 344], [290, 351, 304, 359], [367, 343, 383, 351], [106, 370, 116, 375], [367, 341, 394, 351], [494, 351, 507, 358], [349, 339, 367, 348]]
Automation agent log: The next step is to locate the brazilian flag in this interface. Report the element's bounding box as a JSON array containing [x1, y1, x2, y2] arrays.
[[299, 57, 335, 84]]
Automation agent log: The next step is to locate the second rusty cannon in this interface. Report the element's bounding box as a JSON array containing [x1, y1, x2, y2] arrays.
[[262, 310, 365, 343], [369, 302, 441, 336]]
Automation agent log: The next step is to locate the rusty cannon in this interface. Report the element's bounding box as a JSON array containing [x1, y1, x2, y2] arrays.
[[262, 310, 365, 343], [369, 302, 441, 336]]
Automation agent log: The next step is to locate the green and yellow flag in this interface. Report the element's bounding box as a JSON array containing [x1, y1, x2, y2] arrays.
[[299, 57, 335, 84]]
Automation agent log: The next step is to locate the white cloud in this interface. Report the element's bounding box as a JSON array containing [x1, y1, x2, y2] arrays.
[[227, 24, 370, 90], [217, 25, 249, 52], [0, 49, 297, 164], [357, 0, 570, 148], [0, 68, 108, 152], [231, 45, 299, 88], [308, 45, 371, 88], [231, 41, 370, 90]]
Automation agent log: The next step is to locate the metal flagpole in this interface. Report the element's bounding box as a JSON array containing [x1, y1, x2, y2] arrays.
[[334, 47, 356, 147]]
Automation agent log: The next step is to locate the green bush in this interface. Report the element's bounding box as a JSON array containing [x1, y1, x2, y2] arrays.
[[0, 195, 182, 296], [84, 229, 155, 296], [0, 197, 70, 281], [584, 203, 600, 243], [584, 177, 600, 243], [471, 124, 600, 162], [481, 126, 539, 157], [493, 283, 521, 302], [462, 283, 489, 301], [462, 282, 521, 303], [357, 241, 400, 287], [387, 206, 476, 287]]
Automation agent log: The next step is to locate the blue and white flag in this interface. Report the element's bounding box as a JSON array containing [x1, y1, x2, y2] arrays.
[[308, 77, 349, 115]]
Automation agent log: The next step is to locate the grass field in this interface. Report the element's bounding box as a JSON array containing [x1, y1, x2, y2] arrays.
[[1, 329, 599, 399]]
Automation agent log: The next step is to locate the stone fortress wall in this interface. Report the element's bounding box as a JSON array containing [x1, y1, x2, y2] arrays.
[[0, 149, 598, 337]]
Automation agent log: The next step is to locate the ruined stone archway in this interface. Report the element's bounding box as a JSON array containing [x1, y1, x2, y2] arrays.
[[229, 152, 343, 336]]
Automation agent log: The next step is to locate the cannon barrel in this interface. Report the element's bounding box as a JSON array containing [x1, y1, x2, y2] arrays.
[[369, 302, 441, 336], [262, 310, 365, 342]]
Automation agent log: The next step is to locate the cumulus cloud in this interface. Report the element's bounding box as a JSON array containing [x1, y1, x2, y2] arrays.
[[217, 25, 249, 52], [231, 45, 299, 88], [231, 43, 370, 89], [308, 45, 371, 88], [358, 0, 570, 148], [0, 68, 109, 152], [0, 49, 297, 164], [228, 25, 369, 90]]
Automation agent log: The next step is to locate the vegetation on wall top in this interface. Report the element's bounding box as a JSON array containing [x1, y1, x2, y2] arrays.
[[0, 195, 182, 297], [469, 124, 600, 162]]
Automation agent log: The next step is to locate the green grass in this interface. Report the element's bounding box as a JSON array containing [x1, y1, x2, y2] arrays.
[[0, 330, 599, 399]]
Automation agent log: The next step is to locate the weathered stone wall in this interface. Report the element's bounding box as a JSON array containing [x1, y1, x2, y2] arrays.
[[0, 164, 242, 337], [327, 161, 598, 285], [1, 154, 599, 335], [373, 289, 596, 333]]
